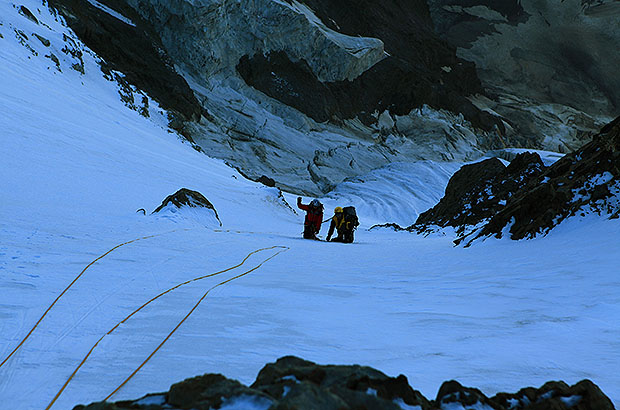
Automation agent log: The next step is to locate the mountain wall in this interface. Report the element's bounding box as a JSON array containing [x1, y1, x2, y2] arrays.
[[45, 0, 619, 196], [427, 0, 620, 150]]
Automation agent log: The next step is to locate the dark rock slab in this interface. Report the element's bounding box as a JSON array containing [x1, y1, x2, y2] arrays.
[[168, 373, 271, 409], [256, 175, 276, 188], [19, 6, 39, 24]]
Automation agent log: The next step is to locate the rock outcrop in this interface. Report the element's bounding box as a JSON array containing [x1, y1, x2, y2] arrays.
[[73, 356, 615, 410], [153, 188, 222, 226], [412, 116, 620, 244], [415, 152, 546, 236]]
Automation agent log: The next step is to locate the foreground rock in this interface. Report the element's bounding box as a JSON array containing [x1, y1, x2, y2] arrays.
[[411, 117, 620, 245], [73, 356, 614, 410]]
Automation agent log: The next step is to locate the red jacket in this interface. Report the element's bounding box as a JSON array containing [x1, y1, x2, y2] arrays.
[[297, 199, 323, 234]]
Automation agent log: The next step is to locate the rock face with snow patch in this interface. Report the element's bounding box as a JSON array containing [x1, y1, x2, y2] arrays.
[[412, 117, 620, 244], [464, 116, 620, 244], [48, 0, 202, 123], [72, 356, 614, 410], [234, 0, 498, 129], [46, 0, 502, 196]]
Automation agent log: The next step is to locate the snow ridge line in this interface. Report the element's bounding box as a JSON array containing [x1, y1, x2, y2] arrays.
[[0, 229, 187, 370], [45, 245, 290, 409]]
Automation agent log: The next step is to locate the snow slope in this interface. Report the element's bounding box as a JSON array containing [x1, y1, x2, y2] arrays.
[[1, 2, 619, 409]]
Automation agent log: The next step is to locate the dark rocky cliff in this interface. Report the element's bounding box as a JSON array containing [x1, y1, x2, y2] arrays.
[[238, 0, 501, 131], [427, 0, 620, 149]]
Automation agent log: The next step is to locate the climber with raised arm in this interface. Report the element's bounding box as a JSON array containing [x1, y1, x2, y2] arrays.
[[297, 197, 323, 240]]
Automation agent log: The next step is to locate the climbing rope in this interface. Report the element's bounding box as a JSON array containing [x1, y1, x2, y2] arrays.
[[45, 245, 289, 409], [0, 229, 183, 369], [103, 246, 288, 401]]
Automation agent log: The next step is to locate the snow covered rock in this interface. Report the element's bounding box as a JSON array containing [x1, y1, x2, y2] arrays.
[[72, 356, 614, 410], [153, 188, 222, 226], [251, 355, 431, 409]]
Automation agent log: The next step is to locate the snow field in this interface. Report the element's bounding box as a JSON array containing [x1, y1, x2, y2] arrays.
[[1, 2, 619, 409]]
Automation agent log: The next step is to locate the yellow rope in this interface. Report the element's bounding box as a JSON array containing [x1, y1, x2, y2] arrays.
[[45, 245, 288, 409], [103, 247, 288, 402], [0, 230, 181, 369]]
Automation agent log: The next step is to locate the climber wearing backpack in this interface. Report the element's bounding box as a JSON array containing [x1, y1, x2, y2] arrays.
[[297, 197, 323, 240], [326, 206, 359, 243]]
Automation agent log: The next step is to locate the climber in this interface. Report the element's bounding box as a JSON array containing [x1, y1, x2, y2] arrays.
[[297, 197, 323, 240], [326, 206, 359, 243]]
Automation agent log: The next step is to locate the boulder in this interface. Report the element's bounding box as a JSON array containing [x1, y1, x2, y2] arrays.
[[153, 188, 222, 226]]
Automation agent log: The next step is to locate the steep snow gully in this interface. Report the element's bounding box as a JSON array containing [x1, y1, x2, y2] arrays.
[[1, 1, 619, 410]]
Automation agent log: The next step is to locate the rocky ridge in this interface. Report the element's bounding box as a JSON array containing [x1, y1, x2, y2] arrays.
[[74, 356, 615, 410], [410, 116, 620, 245]]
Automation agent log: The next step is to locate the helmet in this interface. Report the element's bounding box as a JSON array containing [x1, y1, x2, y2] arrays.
[[310, 199, 321, 207], [334, 206, 343, 213]]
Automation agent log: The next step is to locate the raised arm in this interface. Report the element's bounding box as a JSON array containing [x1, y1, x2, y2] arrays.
[[297, 197, 309, 211]]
